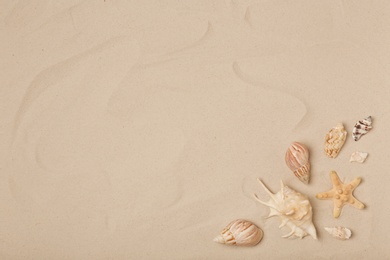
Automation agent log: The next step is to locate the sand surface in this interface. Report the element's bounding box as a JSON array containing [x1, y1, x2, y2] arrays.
[[1, 1, 390, 259]]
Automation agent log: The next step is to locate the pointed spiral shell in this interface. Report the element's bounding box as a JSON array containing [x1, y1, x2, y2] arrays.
[[213, 219, 263, 246], [285, 142, 310, 184], [352, 116, 372, 141]]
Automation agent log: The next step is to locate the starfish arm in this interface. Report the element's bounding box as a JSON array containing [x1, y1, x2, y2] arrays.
[[349, 195, 365, 209], [333, 204, 342, 218], [316, 190, 334, 200], [330, 171, 342, 187], [349, 177, 362, 190]]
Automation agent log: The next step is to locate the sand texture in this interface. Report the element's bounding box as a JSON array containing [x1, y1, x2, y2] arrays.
[[1, 1, 390, 259]]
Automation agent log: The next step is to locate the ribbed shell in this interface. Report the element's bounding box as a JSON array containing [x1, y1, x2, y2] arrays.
[[214, 219, 263, 246], [285, 142, 310, 184], [324, 123, 347, 158], [352, 116, 372, 141]]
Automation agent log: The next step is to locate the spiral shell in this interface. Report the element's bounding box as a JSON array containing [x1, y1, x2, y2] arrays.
[[214, 219, 263, 246], [324, 226, 352, 240], [253, 180, 317, 239], [324, 123, 347, 158], [285, 142, 310, 184], [352, 116, 372, 141]]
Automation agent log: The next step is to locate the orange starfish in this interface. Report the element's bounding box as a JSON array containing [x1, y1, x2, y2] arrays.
[[316, 171, 365, 218]]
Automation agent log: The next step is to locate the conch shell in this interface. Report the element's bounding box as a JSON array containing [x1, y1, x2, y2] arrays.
[[253, 179, 317, 239], [285, 142, 310, 184], [324, 226, 352, 240], [349, 151, 368, 163], [214, 219, 263, 246], [352, 116, 372, 141], [324, 123, 347, 158]]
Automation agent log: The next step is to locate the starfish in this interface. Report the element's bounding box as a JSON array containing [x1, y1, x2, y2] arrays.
[[316, 170, 365, 218]]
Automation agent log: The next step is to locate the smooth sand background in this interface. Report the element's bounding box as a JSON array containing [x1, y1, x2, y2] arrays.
[[1, 1, 390, 259]]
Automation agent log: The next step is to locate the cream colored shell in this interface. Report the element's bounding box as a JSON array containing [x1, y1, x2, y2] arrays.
[[324, 226, 352, 240], [214, 219, 263, 246], [285, 142, 310, 184], [253, 179, 317, 239], [324, 123, 347, 158], [350, 151, 368, 163]]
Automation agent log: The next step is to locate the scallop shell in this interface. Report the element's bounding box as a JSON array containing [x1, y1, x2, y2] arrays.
[[352, 116, 372, 141], [324, 226, 352, 240], [253, 179, 317, 239], [214, 219, 263, 246], [285, 142, 310, 184], [324, 123, 347, 158], [349, 151, 368, 163]]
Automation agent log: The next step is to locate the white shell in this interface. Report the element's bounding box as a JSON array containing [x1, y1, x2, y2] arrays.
[[253, 180, 317, 239], [324, 123, 347, 158], [214, 219, 263, 246], [349, 151, 368, 163], [285, 142, 310, 184], [324, 226, 352, 240], [352, 116, 373, 141]]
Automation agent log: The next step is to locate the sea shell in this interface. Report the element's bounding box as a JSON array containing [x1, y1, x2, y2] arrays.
[[324, 226, 352, 240], [214, 219, 263, 246], [350, 151, 368, 163], [352, 116, 372, 141], [324, 123, 347, 158], [285, 142, 310, 184], [253, 179, 317, 239]]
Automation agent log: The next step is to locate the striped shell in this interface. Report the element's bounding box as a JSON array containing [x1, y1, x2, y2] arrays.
[[285, 142, 310, 184], [324, 123, 347, 158], [214, 219, 263, 246], [352, 116, 372, 141]]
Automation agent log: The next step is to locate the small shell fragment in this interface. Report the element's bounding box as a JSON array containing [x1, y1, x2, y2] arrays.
[[214, 219, 263, 246], [324, 123, 347, 158], [350, 151, 368, 163], [324, 226, 352, 240], [352, 116, 373, 141], [285, 142, 311, 184]]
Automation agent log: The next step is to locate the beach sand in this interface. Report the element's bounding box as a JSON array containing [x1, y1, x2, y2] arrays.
[[1, 1, 390, 259]]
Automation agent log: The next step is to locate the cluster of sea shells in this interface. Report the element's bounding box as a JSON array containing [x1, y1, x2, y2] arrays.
[[323, 116, 372, 160], [214, 116, 373, 247]]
